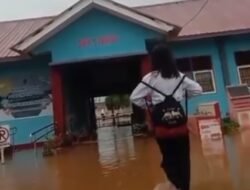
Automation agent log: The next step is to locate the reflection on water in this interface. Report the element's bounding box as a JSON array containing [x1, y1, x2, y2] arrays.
[[2, 126, 250, 190], [97, 126, 136, 174]]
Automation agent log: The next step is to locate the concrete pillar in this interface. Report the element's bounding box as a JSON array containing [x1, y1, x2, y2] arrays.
[[51, 66, 65, 136]]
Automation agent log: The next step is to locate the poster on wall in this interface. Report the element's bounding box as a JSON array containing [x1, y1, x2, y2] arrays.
[[0, 68, 53, 121], [198, 102, 220, 117], [198, 119, 224, 156], [198, 119, 222, 140]]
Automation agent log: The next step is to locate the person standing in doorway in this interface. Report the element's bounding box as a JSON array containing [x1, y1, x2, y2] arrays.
[[130, 43, 202, 190]]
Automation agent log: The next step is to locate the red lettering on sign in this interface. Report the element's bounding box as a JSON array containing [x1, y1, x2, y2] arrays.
[[201, 125, 209, 129], [80, 38, 92, 47], [80, 35, 118, 47], [99, 35, 118, 44]]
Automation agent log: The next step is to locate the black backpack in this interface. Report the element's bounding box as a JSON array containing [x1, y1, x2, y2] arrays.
[[141, 75, 188, 128]]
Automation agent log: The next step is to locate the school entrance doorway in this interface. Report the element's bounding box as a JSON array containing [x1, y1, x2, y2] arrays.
[[55, 55, 147, 138]]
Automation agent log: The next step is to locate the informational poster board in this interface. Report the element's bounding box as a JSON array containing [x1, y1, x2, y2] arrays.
[[198, 102, 219, 117], [199, 119, 222, 140], [198, 119, 224, 156]]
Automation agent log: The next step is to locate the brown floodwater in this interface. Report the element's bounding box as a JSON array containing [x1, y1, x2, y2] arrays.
[[1, 126, 250, 190]]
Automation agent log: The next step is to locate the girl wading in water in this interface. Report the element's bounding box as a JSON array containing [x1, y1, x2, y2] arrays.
[[130, 43, 202, 190]]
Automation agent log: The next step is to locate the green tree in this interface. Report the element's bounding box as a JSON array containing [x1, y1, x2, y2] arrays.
[[105, 94, 130, 125], [120, 94, 130, 108], [105, 94, 130, 110]]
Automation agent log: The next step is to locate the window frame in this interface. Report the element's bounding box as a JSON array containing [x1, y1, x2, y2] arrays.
[[193, 70, 216, 94], [237, 65, 250, 86]]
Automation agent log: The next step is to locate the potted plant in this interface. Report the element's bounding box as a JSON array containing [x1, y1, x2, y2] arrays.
[[222, 117, 240, 135]]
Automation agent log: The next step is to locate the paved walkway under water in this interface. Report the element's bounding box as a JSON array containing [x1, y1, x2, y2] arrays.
[[1, 126, 250, 190]]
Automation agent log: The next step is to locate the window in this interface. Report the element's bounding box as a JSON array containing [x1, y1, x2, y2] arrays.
[[176, 56, 216, 93], [235, 51, 250, 86], [194, 70, 216, 93], [177, 58, 193, 79], [238, 66, 250, 85]]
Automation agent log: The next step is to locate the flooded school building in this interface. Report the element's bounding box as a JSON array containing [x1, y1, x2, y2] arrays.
[[0, 0, 250, 148], [2, 0, 250, 190]]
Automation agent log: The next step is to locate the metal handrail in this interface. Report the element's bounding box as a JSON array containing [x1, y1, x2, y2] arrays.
[[30, 123, 55, 153], [34, 128, 54, 143], [30, 123, 54, 137], [33, 127, 55, 153], [10, 127, 17, 136], [10, 127, 17, 152]]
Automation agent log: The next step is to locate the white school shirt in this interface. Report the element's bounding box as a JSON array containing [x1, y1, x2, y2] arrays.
[[130, 71, 202, 108]]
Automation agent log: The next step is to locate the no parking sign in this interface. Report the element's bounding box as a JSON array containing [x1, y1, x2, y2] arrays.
[[0, 125, 10, 164], [0, 125, 10, 148]]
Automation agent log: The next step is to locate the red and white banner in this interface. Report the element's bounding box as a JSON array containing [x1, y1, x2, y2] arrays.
[[198, 119, 224, 156]]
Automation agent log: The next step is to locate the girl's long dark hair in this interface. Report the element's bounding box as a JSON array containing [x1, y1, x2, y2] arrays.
[[151, 43, 180, 79]]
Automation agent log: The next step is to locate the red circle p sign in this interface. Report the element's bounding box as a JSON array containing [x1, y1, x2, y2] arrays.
[[0, 127, 9, 144]]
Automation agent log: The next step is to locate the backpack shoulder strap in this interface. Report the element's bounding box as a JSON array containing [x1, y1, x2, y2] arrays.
[[171, 75, 186, 96], [185, 90, 188, 116], [141, 81, 168, 97]]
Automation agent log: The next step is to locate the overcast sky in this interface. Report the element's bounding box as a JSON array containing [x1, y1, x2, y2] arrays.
[[0, 0, 183, 21]]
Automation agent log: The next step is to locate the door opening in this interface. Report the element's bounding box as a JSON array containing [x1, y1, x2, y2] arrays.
[[61, 55, 144, 138]]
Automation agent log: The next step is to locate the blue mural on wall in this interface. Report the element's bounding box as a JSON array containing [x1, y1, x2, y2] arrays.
[[35, 9, 163, 64], [0, 57, 53, 145], [0, 64, 52, 120], [1, 78, 51, 119]]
